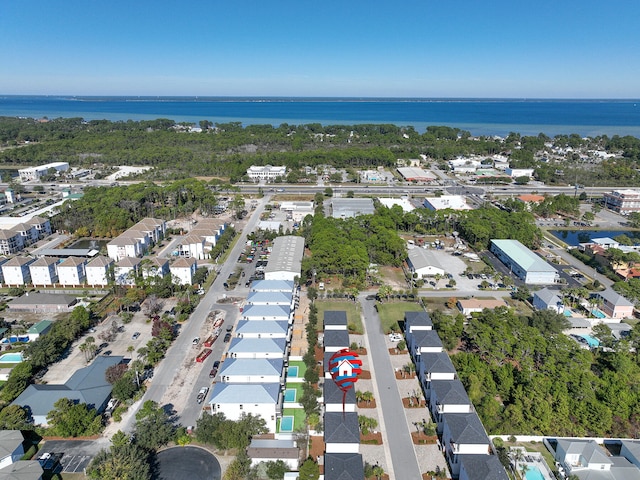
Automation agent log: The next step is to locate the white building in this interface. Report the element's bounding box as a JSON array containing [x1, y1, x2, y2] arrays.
[[407, 248, 446, 278], [85, 256, 114, 287], [235, 320, 290, 339], [424, 195, 471, 211], [176, 234, 206, 259], [114, 257, 141, 286], [57, 257, 86, 287], [2, 257, 34, 286], [208, 383, 281, 432], [505, 167, 535, 178], [490, 239, 558, 285], [29, 257, 59, 287], [532, 288, 565, 314], [241, 305, 292, 322], [169, 257, 197, 285], [218, 358, 284, 384], [246, 165, 287, 182], [18, 162, 69, 182], [279, 201, 314, 222], [106, 236, 144, 262], [140, 257, 169, 281], [227, 338, 287, 359], [264, 236, 304, 282]]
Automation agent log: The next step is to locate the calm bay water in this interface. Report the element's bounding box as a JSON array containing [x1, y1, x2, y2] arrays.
[[551, 230, 640, 246], [1, 96, 640, 137]]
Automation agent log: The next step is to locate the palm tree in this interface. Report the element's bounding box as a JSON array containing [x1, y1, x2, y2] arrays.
[[372, 465, 385, 480]]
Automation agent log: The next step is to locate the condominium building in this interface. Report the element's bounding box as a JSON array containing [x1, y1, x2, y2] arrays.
[[603, 189, 640, 214]]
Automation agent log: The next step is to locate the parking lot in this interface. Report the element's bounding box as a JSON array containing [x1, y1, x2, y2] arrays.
[[40, 439, 99, 474]]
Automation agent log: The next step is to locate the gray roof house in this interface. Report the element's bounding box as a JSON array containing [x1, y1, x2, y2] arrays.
[[419, 352, 457, 394], [404, 310, 433, 333], [207, 383, 281, 432], [247, 437, 299, 470], [323, 452, 365, 480], [12, 355, 124, 426], [430, 379, 473, 432], [227, 338, 287, 359], [323, 329, 350, 353], [532, 288, 565, 314], [323, 376, 356, 413], [620, 440, 640, 468], [0, 460, 43, 480], [250, 280, 295, 293], [324, 412, 360, 454], [218, 358, 284, 384], [555, 439, 614, 476], [235, 320, 290, 339], [458, 454, 509, 480], [408, 329, 444, 365], [324, 310, 348, 330], [441, 412, 491, 477], [0, 430, 24, 470]]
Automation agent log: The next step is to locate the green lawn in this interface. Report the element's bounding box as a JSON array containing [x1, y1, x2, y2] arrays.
[[284, 382, 304, 403], [279, 407, 307, 432], [315, 300, 363, 333], [375, 302, 424, 333], [287, 360, 307, 379]]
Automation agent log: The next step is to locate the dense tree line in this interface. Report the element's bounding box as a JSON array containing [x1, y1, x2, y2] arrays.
[[2, 116, 638, 183], [448, 307, 640, 437]]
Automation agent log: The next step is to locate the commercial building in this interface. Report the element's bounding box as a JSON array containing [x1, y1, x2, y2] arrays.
[[330, 198, 375, 219], [424, 195, 471, 211], [490, 239, 558, 284], [603, 189, 640, 214], [264, 236, 304, 282], [407, 247, 446, 278], [246, 165, 287, 182], [397, 167, 436, 182], [18, 162, 69, 182]]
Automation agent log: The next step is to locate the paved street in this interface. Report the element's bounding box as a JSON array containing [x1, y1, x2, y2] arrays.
[[359, 294, 422, 480]]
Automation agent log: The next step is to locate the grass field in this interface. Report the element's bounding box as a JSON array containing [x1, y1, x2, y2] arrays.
[[287, 360, 307, 379], [375, 302, 424, 333], [315, 300, 363, 333], [280, 407, 307, 432]]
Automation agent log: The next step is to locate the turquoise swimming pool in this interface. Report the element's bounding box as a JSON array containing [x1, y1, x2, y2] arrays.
[[580, 334, 600, 348], [284, 388, 297, 402], [0, 352, 24, 363], [525, 465, 545, 480], [279, 416, 294, 432]]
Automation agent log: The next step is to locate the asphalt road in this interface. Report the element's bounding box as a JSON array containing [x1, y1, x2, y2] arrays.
[[117, 194, 272, 432], [360, 294, 422, 480]]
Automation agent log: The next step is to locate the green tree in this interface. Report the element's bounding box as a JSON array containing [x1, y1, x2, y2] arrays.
[[87, 443, 150, 480], [134, 400, 174, 450], [0, 362, 33, 403], [0, 405, 31, 430], [265, 459, 290, 480], [298, 458, 320, 480], [47, 398, 103, 437]]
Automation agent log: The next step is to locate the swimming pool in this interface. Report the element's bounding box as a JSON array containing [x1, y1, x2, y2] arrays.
[[279, 416, 294, 432], [592, 309, 606, 319], [524, 465, 545, 480], [288, 366, 299, 377], [284, 388, 297, 402], [0, 352, 24, 363], [580, 334, 600, 348]]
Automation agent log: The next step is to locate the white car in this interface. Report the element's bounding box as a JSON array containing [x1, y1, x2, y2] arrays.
[[388, 333, 402, 342]]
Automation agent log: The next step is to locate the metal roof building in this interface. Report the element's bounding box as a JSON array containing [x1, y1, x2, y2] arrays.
[[490, 239, 558, 285], [330, 198, 375, 219], [264, 236, 304, 282]]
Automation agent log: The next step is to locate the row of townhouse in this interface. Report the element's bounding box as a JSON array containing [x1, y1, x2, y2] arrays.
[[208, 279, 298, 433], [321, 310, 365, 480], [404, 311, 509, 480], [175, 219, 227, 260], [0, 254, 198, 288], [0, 217, 52, 256], [554, 438, 640, 479], [106, 217, 167, 262]]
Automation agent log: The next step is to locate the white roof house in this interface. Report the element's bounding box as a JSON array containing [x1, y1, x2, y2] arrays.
[[29, 257, 58, 287], [85, 255, 114, 287], [227, 338, 287, 359], [407, 248, 446, 277], [57, 257, 86, 287], [241, 305, 292, 322], [235, 320, 290, 339], [264, 236, 304, 282], [218, 358, 284, 384], [170, 257, 197, 285], [207, 383, 281, 432]]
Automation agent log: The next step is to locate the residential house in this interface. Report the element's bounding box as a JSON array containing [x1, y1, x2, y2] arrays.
[[594, 289, 634, 319], [324, 310, 348, 330], [246, 291, 293, 307], [140, 257, 169, 282], [114, 257, 141, 286], [28, 257, 58, 286], [458, 454, 509, 480], [419, 352, 457, 395], [12, 356, 124, 425], [554, 439, 613, 476], [323, 329, 350, 353], [620, 440, 640, 468], [405, 311, 433, 333], [177, 234, 206, 259], [234, 320, 290, 340], [0, 461, 43, 480], [207, 383, 281, 432], [26, 320, 53, 342], [241, 304, 292, 323], [0, 430, 24, 470], [457, 298, 508, 317], [324, 412, 360, 454], [106, 236, 144, 262], [85, 255, 114, 287], [429, 379, 474, 433], [532, 288, 565, 314], [441, 412, 491, 477], [2, 257, 34, 286], [170, 257, 197, 285], [323, 377, 356, 413], [218, 358, 284, 384], [323, 453, 365, 480], [247, 438, 299, 471], [57, 256, 86, 287], [250, 280, 295, 293], [408, 329, 444, 365], [227, 338, 287, 359], [0, 230, 23, 256]]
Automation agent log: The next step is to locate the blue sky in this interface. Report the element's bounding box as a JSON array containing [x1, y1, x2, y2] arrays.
[[1, 0, 639, 98]]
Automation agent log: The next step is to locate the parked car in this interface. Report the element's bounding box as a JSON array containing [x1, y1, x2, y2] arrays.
[[223, 333, 232, 343], [197, 386, 209, 404], [132, 332, 140, 340], [192, 337, 200, 346]]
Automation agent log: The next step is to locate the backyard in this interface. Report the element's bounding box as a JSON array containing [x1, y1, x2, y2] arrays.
[[375, 302, 424, 333], [315, 300, 363, 334]]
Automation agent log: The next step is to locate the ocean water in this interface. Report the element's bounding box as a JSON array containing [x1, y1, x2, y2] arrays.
[[1, 96, 640, 137]]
